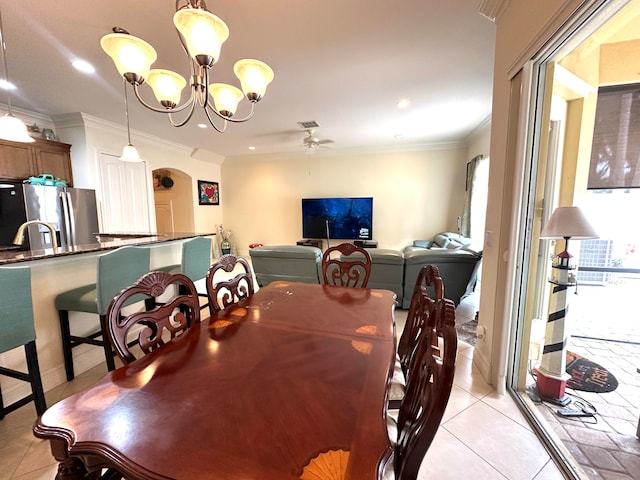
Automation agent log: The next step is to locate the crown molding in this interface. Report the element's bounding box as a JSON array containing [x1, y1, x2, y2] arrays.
[[477, 0, 511, 22]]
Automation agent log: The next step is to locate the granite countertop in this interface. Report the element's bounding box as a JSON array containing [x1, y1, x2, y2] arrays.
[[0, 232, 215, 265]]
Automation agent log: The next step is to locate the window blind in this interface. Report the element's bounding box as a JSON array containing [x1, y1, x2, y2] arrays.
[[588, 83, 640, 189]]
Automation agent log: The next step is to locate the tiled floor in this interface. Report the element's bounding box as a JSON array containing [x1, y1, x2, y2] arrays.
[[0, 293, 566, 480]]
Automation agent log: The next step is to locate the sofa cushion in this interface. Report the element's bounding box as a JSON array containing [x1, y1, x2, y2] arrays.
[[367, 249, 404, 304], [402, 248, 482, 308], [338, 248, 404, 303], [249, 245, 322, 287]]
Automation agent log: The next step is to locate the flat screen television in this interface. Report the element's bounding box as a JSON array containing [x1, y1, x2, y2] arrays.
[[302, 197, 373, 240]]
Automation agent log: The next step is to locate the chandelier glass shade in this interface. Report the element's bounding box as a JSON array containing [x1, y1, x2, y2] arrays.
[[100, 0, 274, 133]]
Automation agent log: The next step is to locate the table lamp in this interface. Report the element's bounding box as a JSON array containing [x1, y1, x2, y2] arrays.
[[535, 206, 598, 404]]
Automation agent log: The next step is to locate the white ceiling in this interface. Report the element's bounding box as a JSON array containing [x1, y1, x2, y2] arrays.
[[1, 0, 496, 159]]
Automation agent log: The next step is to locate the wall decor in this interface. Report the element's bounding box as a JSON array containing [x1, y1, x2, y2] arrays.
[[198, 180, 219, 205]]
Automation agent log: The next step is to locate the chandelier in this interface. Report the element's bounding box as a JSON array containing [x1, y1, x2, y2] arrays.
[[100, 0, 274, 133]]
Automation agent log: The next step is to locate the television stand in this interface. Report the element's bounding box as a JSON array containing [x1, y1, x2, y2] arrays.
[[354, 240, 377, 248], [296, 239, 323, 249]]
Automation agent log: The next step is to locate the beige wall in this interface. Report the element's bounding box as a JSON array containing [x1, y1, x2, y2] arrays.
[[221, 146, 472, 256]]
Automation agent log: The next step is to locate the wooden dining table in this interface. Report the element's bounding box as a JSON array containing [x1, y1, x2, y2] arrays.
[[34, 281, 397, 480]]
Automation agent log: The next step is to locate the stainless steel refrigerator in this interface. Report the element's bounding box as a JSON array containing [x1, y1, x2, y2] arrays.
[[0, 181, 99, 251]]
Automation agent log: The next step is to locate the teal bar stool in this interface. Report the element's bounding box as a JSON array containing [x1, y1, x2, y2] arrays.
[[0, 266, 46, 419], [55, 246, 151, 380], [160, 237, 212, 308]]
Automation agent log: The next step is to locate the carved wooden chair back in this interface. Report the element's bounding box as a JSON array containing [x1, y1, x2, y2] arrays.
[[321, 243, 372, 288], [206, 254, 255, 315], [393, 296, 457, 480], [397, 264, 443, 377], [106, 271, 201, 364]]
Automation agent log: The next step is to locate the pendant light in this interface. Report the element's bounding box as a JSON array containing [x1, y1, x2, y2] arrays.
[[0, 7, 33, 143], [120, 77, 142, 162]]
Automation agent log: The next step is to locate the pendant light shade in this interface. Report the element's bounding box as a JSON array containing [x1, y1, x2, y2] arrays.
[[0, 113, 34, 143], [120, 143, 142, 162]]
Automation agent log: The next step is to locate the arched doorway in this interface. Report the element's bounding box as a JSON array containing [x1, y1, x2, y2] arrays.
[[152, 168, 195, 233]]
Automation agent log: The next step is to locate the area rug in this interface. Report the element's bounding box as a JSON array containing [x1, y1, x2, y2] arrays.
[[565, 351, 618, 393], [456, 319, 478, 346]]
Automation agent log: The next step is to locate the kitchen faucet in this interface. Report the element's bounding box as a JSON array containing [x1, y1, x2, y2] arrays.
[[13, 221, 59, 253]]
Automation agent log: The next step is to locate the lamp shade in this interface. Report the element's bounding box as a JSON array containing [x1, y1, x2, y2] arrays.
[[0, 114, 35, 143], [233, 59, 274, 101], [101, 33, 157, 83], [120, 143, 142, 162], [209, 83, 243, 117], [147, 69, 187, 107], [173, 8, 229, 66], [540, 206, 599, 239]]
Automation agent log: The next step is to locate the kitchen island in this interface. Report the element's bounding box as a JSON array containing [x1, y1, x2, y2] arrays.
[[0, 232, 216, 409], [0, 231, 214, 265]]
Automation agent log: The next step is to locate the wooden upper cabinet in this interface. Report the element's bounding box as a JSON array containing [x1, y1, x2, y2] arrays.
[[0, 137, 73, 185], [0, 141, 34, 180]]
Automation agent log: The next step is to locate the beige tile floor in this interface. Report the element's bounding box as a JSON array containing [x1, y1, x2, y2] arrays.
[[0, 293, 566, 480]]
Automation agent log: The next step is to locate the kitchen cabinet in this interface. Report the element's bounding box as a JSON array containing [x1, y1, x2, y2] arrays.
[[0, 137, 73, 185]]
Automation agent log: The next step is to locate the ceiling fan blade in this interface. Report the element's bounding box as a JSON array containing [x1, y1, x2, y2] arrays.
[[317, 139, 334, 145]]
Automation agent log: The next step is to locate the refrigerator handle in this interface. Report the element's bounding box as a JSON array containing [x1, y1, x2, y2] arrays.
[[65, 192, 78, 247], [59, 191, 73, 247]]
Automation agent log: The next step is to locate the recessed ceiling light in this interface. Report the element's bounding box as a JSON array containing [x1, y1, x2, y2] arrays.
[[0, 79, 16, 91], [197, 123, 207, 129], [397, 99, 410, 109], [248, 146, 256, 150], [72, 59, 95, 74]]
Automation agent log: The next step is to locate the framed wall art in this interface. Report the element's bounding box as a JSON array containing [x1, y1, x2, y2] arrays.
[[198, 180, 220, 205]]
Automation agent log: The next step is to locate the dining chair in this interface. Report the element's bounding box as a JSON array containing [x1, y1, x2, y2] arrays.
[[0, 267, 46, 419], [159, 236, 212, 309], [205, 254, 255, 315], [388, 264, 443, 410], [106, 271, 201, 364], [321, 242, 372, 288], [55, 246, 151, 380], [384, 296, 457, 480]]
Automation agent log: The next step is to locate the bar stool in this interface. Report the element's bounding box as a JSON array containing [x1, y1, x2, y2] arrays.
[[160, 237, 212, 308], [55, 246, 151, 380], [0, 266, 46, 419]]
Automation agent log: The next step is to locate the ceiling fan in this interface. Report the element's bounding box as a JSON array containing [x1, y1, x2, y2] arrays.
[[303, 129, 334, 149]]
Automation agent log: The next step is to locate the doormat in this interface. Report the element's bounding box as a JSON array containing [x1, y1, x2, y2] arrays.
[[456, 319, 477, 346], [566, 351, 618, 393]]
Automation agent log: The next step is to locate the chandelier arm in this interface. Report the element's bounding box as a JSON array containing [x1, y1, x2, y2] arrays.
[[205, 101, 256, 123], [202, 105, 228, 133], [131, 83, 195, 114], [167, 100, 198, 128]]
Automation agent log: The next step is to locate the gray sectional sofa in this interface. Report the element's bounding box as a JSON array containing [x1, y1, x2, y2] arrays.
[[248, 233, 482, 308]]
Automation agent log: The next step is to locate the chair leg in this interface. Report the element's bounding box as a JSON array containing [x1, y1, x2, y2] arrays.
[[100, 315, 116, 372], [24, 341, 47, 416], [58, 309, 75, 381]]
